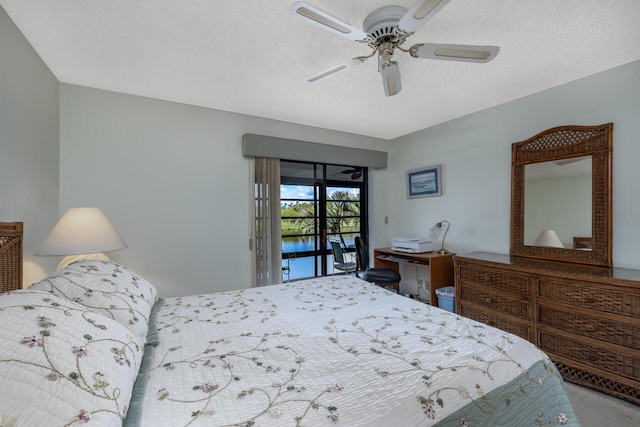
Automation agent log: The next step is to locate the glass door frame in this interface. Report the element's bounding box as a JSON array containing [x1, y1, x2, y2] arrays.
[[280, 160, 368, 280], [324, 179, 367, 273]]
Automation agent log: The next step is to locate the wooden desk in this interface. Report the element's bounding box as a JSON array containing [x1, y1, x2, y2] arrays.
[[373, 247, 454, 306]]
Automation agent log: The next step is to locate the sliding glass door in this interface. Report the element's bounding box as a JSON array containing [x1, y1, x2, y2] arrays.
[[280, 161, 367, 281]]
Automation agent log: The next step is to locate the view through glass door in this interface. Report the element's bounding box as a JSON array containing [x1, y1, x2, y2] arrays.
[[280, 161, 367, 281]]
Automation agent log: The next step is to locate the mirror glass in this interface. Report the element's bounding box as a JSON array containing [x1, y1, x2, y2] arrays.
[[524, 156, 592, 249]]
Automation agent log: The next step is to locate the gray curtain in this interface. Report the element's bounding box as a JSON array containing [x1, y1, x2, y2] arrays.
[[252, 157, 282, 286]]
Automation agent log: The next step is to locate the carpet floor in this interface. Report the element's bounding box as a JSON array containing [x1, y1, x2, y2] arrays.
[[565, 382, 639, 426]]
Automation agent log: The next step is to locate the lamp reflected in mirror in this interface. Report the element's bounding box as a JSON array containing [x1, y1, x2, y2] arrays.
[[532, 229, 564, 248]]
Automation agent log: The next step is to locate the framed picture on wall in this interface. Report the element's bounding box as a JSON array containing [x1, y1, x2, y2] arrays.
[[406, 165, 442, 198]]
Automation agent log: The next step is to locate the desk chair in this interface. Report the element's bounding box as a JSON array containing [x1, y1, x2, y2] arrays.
[[354, 237, 401, 287], [330, 240, 356, 275]]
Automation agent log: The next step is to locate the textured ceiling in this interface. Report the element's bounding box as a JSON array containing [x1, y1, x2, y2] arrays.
[[3, 0, 640, 140]]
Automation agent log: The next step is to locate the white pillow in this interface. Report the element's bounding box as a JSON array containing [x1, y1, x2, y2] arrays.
[[0, 290, 144, 426], [30, 260, 157, 342]]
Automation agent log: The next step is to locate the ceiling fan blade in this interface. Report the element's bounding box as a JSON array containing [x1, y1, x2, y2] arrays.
[[306, 57, 365, 83], [379, 58, 402, 97], [290, 1, 368, 42], [331, 167, 362, 176], [410, 43, 500, 63], [397, 0, 452, 33]]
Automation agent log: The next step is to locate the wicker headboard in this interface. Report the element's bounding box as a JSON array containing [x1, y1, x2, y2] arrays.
[[0, 222, 23, 292]]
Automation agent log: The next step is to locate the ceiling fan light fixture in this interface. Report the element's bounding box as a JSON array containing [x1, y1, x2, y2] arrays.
[[434, 48, 490, 60], [386, 74, 399, 96], [381, 62, 401, 96]]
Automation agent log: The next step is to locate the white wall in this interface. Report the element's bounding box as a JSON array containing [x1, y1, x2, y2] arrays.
[[386, 59, 640, 295], [0, 5, 59, 285], [59, 84, 387, 297]]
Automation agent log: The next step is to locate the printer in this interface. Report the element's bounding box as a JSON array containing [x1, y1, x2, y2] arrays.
[[391, 237, 433, 253]]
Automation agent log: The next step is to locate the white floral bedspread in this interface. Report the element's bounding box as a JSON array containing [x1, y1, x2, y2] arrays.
[[140, 276, 578, 426]]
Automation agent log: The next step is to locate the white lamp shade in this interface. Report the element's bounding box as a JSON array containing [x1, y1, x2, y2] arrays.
[[533, 229, 564, 248], [35, 208, 127, 256]]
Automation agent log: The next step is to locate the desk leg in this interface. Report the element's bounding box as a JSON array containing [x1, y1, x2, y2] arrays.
[[429, 256, 455, 307]]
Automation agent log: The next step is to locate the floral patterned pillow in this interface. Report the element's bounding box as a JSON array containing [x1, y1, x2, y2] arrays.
[[0, 290, 143, 426], [30, 260, 158, 342]]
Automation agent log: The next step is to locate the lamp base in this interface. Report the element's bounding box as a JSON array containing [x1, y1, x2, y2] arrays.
[[57, 253, 110, 270], [436, 249, 449, 255]]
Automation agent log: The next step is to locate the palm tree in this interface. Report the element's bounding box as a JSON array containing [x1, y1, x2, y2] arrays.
[[289, 191, 360, 237], [326, 191, 359, 234]]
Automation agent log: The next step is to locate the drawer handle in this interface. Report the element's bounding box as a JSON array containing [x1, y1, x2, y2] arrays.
[[585, 324, 596, 332], [584, 295, 595, 304]]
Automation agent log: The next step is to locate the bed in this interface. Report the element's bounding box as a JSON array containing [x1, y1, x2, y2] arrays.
[[0, 259, 579, 426]]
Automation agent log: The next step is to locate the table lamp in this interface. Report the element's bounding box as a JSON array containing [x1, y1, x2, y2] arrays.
[[35, 208, 127, 269], [430, 220, 451, 255]]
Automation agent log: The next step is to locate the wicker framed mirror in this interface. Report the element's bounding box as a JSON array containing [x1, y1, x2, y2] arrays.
[[510, 123, 612, 267]]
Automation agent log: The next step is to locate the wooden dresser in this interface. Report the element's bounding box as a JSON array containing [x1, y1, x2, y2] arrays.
[[0, 222, 23, 292], [454, 252, 640, 405]]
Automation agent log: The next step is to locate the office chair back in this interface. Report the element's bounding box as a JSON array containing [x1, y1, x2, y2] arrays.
[[354, 236, 401, 285], [354, 236, 369, 271], [354, 236, 369, 275]]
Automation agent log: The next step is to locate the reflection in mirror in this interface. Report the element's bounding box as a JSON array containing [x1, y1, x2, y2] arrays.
[[524, 156, 592, 249]]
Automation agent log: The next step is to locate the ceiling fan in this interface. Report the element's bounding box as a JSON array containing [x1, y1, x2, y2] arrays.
[[290, 0, 500, 97], [331, 167, 363, 179]]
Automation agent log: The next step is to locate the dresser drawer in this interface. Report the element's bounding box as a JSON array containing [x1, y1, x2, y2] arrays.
[[539, 331, 640, 380], [536, 278, 640, 317], [537, 305, 640, 350], [457, 263, 530, 296], [460, 303, 531, 341], [460, 286, 530, 320]]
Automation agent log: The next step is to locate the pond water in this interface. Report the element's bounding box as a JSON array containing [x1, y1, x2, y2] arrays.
[[281, 236, 315, 253], [281, 234, 359, 281], [282, 234, 357, 253]]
